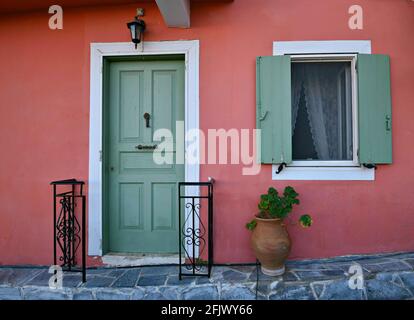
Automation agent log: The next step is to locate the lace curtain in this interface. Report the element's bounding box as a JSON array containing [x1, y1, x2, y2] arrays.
[[291, 62, 352, 160]]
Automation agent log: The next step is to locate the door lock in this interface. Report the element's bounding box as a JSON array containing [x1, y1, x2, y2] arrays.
[[143, 112, 151, 128]]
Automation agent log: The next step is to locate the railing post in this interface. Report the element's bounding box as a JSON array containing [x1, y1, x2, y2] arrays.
[[82, 194, 86, 283], [53, 184, 57, 266], [178, 182, 182, 280], [208, 183, 213, 277]]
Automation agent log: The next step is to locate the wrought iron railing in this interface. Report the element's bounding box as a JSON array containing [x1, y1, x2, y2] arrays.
[[51, 179, 86, 282], [178, 181, 214, 279]]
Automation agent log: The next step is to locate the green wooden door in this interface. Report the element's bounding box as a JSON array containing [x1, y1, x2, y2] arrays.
[[106, 59, 184, 253]]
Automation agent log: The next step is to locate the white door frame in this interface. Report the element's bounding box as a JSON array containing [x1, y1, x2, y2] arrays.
[[88, 40, 200, 256]]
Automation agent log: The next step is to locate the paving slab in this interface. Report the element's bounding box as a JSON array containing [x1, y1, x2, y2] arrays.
[[0, 268, 43, 286], [111, 269, 140, 288], [137, 274, 167, 286]]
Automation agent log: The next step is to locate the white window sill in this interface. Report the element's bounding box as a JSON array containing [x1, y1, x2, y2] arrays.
[[272, 165, 375, 181]]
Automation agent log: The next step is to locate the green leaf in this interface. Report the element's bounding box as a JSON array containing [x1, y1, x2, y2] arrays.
[[268, 187, 277, 195], [299, 214, 313, 228], [246, 219, 257, 231]]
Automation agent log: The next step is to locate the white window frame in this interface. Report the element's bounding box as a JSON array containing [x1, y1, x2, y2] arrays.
[[272, 40, 374, 181]]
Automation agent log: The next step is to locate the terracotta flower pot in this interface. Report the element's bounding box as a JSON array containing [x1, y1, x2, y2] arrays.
[[251, 217, 291, 276]]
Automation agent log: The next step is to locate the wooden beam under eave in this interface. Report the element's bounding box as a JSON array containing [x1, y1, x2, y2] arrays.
[[155, 0, 190, 28]]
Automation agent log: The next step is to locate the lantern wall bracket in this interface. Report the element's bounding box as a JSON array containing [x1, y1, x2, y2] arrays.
[[136, 8, 145, 17]]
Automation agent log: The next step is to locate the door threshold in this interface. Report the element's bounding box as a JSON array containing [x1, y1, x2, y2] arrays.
[[102, 253, 181, 267]]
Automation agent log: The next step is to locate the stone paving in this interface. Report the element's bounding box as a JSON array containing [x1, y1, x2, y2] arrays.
[[1, 252, 414, 300]]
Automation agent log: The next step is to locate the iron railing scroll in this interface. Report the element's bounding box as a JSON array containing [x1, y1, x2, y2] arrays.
[[51, 179, 86, 282], [178, 181, 214, 279]]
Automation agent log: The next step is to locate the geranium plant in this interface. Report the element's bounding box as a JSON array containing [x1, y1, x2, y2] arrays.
[[246, 186, 312, 230]]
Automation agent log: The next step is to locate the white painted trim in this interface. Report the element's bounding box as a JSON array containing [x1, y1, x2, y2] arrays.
[[291, 160, 355, 167], [102, 254, 180, 267], [272, 166, 374, 181], [273, 40, 371, 56], [88, 41, 200, 256], [272, 40, 374, 181]]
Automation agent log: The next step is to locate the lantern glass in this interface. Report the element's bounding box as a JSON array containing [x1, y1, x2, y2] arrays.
[[127, 18, 145, 46], [129, 23, 136, 42]]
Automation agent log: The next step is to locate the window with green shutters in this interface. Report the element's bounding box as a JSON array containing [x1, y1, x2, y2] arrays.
[[256, 53, 392, 169]]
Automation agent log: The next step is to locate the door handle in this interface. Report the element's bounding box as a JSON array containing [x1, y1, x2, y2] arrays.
[[143, 112, 151, 128], [135, 144, 158, 150]]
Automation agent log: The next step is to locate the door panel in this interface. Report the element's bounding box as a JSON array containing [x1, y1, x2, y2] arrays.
[[119, 183, 143, 230], [107, 59, 184, 253], [153, 70, 175, 135], [120, 152, 174, 172], [152, 183, 176, 231], [119, 71, 143, 142]]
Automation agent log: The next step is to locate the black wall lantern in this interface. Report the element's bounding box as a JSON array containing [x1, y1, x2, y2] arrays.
[[127, 14, 146, 49]]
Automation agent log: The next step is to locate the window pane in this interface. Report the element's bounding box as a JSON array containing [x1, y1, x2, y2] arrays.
[[291, 62, 353, 161]]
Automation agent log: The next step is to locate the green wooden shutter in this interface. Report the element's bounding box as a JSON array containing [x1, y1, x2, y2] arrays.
[[256, 56, 292, 164], [357, 54, 392, 164]]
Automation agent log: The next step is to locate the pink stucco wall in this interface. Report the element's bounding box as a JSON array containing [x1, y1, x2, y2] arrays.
[[0, 0, 413, 266]]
